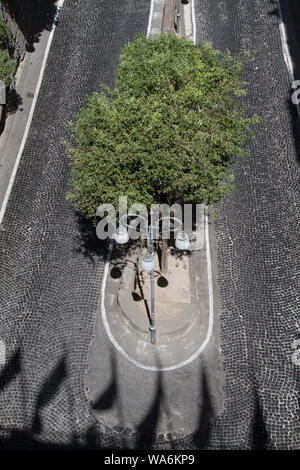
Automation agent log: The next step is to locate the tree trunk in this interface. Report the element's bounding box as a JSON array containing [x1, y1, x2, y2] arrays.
[[161, 238, 168, 274]]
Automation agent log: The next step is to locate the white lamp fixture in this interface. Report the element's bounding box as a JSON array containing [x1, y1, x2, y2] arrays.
[[175, 231, 189, 251], [113, 225, 129, 245], [141, 252, 155, 272]]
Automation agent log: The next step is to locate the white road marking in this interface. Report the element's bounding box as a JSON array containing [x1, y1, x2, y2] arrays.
[[0, 0, 65, 225], [147, 0, 155, 37], [277, 0, 300, 119]]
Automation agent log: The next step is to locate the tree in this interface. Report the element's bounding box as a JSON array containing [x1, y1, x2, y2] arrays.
[[0, 16, 15, 86], [67, 34, 259, 269]]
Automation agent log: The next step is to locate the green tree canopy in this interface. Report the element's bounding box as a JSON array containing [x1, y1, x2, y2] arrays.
[[67, 34, 259, 219], [0, 16, 14, 86]]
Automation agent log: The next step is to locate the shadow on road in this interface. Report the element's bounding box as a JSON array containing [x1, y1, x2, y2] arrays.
[[92, 354, 117, 412], [32, 357, 67, 435], [192, 368, 215, 449], [136, 371, 163, 450], [0, 347, 235, 449], [268, 0, 279, 17], [1, 0, 57, 58], [251, 389, 269, 449], [268, 0, 300, 165]]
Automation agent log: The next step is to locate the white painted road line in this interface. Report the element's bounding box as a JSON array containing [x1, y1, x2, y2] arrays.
[[0, 0, 65, 225]]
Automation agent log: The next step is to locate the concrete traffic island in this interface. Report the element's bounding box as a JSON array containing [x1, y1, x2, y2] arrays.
[[86, 2, 224, 442], [102, 207, 212, 370]]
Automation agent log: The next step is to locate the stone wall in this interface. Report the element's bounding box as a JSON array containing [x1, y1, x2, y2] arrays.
[[0, 0, 55, 64]]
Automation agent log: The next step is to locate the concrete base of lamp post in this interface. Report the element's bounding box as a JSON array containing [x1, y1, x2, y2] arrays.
[[103, 225, 213, 370]]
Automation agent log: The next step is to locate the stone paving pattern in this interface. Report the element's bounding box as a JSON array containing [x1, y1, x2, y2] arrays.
[[0, 0, 299, 449], [0, 0, 152, 449], [194, 0, 300, 449]]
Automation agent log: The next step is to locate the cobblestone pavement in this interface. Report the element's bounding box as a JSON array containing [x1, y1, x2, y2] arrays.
[[194, 0, 300, 449], [0, 0, 151, 449], [0, 0, 299, 450]]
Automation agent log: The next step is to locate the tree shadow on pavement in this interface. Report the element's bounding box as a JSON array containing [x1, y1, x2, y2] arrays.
[[32, 357, 67, 435], [191, 367, 215, 449], [268, 0, 279, 17], [287, 97, 300, 165], [6, 88, 23, 115], [0, 347, 21, 392], [0, 347, 220, 450], [0, 347, 106, 450], [91, 354, 117, 412], [1, 0, 57, 58], [136, 371, 163, 450], [251, 389, 269, 450], [74, 210, 141, 265]]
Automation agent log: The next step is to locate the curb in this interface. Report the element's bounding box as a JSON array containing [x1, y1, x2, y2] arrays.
[[0, 81, 5, 129], [149, 0, 165, 36]]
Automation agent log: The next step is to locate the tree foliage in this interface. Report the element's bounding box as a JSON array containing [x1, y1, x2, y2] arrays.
[[67, 34, 259, 219], [0, 16, 14, 86]]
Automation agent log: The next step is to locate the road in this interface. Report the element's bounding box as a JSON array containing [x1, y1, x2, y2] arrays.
[[0, 0, 299, 450], [0, 0, 152, 449], [194, 0, 300, 448]]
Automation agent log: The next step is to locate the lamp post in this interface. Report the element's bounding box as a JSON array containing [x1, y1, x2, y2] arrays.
[[114, 210, 189, 345]]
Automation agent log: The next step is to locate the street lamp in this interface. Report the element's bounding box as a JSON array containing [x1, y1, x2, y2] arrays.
[[175, 230, 190, 251], [113, 225, 129, 244], [114, 210, 189, 344], [141, 251, 156, 344]]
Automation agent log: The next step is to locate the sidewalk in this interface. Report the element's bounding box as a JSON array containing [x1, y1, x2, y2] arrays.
[[0, 25, 51, 214]]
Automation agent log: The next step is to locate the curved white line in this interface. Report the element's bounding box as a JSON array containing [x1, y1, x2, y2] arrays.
[[0, 0, 65, 225], [101, 213, 214, 372]]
